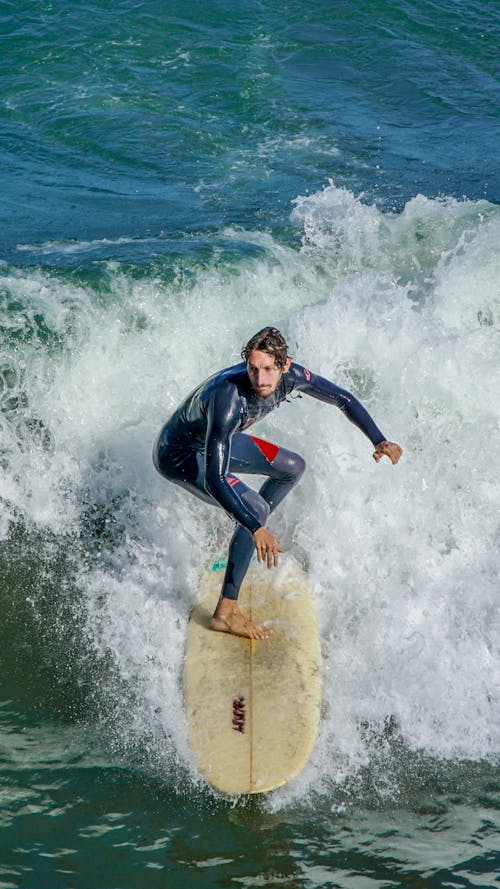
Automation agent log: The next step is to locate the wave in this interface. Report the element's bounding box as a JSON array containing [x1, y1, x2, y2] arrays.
[[1, 184, 498, 801]]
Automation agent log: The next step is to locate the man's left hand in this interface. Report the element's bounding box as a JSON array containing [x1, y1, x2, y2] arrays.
[[373, 441, 403, 465]]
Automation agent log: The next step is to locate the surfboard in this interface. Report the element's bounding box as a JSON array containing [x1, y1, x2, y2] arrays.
[[183, 554, 321, 795]]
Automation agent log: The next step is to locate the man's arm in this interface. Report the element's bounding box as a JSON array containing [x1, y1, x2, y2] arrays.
[[205, 385, 283, 566], [291, 364, 402, 463], [203, 385, 262, 533]]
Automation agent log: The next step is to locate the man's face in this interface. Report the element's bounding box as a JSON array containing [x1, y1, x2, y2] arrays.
[[246, 349, 290, 398]]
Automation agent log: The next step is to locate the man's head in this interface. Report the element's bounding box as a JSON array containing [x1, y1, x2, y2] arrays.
[[241, 327, 291, 398]]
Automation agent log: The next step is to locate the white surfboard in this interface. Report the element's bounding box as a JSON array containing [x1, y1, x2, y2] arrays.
[[183, 555, 322, 794]]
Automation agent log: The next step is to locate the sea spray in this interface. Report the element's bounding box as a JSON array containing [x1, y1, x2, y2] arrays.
[[1, 185, 498, 800]]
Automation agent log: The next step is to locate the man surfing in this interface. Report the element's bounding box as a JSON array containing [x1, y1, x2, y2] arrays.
[[153, 327, 402, 640]]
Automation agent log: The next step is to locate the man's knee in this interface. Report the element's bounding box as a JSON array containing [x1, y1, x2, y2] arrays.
[[291, 451, 306, 481], [276, 449, 306, 483]]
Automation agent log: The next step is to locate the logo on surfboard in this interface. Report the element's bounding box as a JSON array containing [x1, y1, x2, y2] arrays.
[[232, 695, 246, 733]]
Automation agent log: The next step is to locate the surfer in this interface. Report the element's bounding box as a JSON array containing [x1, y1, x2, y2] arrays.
[[153, 327, 402, 640]]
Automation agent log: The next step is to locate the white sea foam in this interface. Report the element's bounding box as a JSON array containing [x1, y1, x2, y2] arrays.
[[1, 184, 498, 801]]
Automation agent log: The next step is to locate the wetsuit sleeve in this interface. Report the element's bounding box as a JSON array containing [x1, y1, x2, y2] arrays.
[[291, 364, 386, 446], [204, 385, 262, 534]]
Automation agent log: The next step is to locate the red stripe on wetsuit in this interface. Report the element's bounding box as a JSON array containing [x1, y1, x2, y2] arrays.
[[248, 435, 279, 463]]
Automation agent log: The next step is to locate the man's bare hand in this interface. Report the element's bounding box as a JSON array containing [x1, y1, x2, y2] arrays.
[[253, 527, 283, 568], [373, 440, 403, 465]]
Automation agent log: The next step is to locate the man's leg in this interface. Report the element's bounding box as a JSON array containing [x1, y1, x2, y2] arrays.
[[220, 433, 306, 600], [209, 434, 305, 638], [154, 434, 305, 637]]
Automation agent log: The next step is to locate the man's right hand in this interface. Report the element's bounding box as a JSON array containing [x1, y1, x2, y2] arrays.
[[253, 527, 283, 568]]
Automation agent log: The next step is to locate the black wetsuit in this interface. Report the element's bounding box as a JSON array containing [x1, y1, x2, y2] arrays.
[[154, 362, 385, 599]]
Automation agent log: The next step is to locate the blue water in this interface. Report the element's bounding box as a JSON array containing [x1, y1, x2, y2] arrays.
[[1, 1, 499, 886], [2, 0, 499, 262]]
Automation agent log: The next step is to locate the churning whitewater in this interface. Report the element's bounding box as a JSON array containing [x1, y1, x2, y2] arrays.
[[1, 184, 498, 802]]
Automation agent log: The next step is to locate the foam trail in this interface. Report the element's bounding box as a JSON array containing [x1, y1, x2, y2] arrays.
[[1, 184, 498, 798]]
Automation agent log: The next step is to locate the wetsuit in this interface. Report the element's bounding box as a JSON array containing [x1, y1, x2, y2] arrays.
[[153, 362, 386, 600]]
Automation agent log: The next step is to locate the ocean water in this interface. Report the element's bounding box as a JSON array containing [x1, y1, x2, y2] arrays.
[[1, 1, 499, 887]]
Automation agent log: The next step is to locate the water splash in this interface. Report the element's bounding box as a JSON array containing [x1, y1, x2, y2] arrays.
[[1, 185, 498, 801]]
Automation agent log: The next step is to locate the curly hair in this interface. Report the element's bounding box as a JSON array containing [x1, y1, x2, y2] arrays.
[[241, 327, 289, 369]]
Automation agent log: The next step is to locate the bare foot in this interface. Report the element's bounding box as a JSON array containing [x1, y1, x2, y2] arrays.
[[210, 600, 273, 640]]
